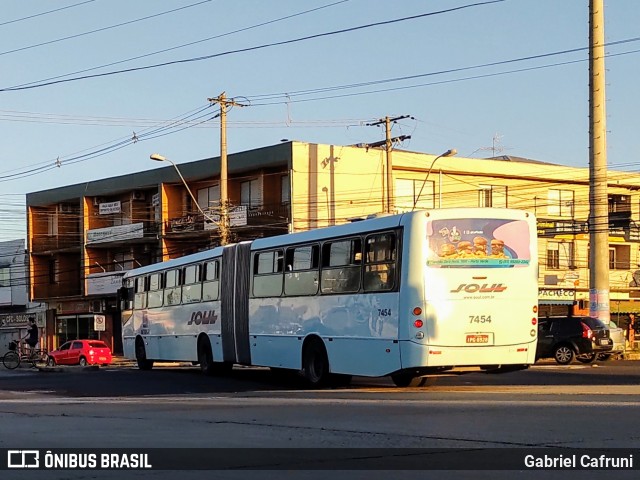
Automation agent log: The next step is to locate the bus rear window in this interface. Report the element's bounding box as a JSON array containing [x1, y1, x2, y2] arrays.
[[426, 218, 531, 268]]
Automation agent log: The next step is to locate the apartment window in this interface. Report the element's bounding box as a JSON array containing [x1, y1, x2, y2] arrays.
[[112, 201, 131, 226], [609, 245, 630, 270], [395, 178, 434, 211], [281, 174, 290, 204], [197, 185, 220, 212], [548, 189, 574, 217], [48, 211, 58, 236], [0, 267, 10, 287], [546, 241, 575, 270], [478, 185, 507, 208], [241, 178, 262, 208]]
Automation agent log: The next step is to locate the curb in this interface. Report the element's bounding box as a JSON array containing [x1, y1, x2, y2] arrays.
[[38, 365, 102, 373]]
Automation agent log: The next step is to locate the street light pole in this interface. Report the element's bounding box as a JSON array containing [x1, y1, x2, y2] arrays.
[[150, 153, 219, 227], [588, 0, 610, 323], [412, 149, 457, 210]]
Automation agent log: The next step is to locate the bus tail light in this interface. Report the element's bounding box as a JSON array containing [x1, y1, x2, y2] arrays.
[[412, 307, 422, 316], [413, 319, 424, 328]]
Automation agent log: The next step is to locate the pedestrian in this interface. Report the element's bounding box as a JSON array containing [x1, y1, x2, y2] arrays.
[[22, 317, 39, 355], [628, 313, 636, 350]]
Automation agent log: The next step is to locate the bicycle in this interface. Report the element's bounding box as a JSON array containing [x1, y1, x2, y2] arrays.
[[2, 340, 49, 370]]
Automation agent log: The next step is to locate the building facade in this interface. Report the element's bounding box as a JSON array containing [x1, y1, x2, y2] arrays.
[[0, 239, 46, 356], [26, 141, 640, 352]]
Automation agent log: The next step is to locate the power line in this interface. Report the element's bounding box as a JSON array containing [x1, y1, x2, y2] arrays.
[[0, 0, 96, 27], [0, 0, 213, 57], [0, 0, 504, 92], [7, 0, 352, 90]]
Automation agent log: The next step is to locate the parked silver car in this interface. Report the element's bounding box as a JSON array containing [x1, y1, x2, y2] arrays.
[[598, 320, 625, 360]]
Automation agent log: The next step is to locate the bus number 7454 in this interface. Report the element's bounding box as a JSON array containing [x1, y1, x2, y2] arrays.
[[469, 315, 492, 323]]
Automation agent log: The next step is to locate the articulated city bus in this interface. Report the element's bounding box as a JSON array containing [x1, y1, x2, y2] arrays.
[[120, 208, 538, 387]]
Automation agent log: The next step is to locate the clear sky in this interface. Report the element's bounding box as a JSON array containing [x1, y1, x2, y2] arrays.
[[1, 0, 639, 242]]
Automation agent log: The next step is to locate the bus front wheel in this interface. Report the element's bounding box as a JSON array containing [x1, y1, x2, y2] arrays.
[[302, 340, 330, 388], [135, 338, 154, 371]]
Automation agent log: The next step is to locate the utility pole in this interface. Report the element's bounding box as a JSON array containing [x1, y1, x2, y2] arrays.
[[588, 0, 610, 323], [366, 115, 411, 213], [208, 92, 245, 246]]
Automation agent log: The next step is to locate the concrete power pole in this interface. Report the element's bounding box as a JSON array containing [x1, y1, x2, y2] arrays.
[[208, 92, 245, 246], [366, 115, 411, 213], [588, 0, 610, 323]]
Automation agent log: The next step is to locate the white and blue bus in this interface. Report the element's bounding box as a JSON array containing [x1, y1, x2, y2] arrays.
[[120, 208, 538, 387]]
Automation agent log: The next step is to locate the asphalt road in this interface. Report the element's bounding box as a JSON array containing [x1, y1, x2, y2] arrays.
[[1, 360, 640, 480]]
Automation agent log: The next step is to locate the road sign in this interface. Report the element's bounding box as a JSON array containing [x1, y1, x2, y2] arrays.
[[94, 314, 106, 332]]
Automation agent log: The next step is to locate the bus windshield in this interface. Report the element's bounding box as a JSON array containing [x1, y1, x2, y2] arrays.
[[426, 218, 531, 268]]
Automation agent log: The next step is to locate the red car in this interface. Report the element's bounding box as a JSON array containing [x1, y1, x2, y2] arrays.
[[47, 340, 113, 366]]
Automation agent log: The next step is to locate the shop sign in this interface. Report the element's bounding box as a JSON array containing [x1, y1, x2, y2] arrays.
[[98, 201, 121, 215], [87, 272, 125, 295], [86, 223, 144, 244], [536, 219, 586, 238], [539, 288, 575, 303], [0, 313, 45, 328], [203, 206, 248, 231], [56, 301, 91, 314]]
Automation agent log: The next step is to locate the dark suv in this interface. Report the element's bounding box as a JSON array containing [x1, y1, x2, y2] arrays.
[[536, 316, 613, 365]]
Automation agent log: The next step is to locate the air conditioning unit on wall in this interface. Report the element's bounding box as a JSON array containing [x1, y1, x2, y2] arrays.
[[58, 204, 74, 213], [131, 191, 145, 201]]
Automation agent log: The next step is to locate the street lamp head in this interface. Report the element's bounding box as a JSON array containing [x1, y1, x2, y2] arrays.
[[411, 147, 458, 211], [442, 148, 457, 158], [150, 153, 167, 162]]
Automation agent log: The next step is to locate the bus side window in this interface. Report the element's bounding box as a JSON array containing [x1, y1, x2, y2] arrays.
[[321, 238, 361, 294], [203, 260, 220, 301], [253, 250, 284, 297], [284, 244, 319, 296], [133, 276, 148, 310], [164, 269, 181, 306], [183, 264, 202, 304], [147, 273, 163, 308], [364, 232, 397, 292]]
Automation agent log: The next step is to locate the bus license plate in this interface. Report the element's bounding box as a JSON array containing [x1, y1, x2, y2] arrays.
[[99, 356, 107, 361], [466, 334, 489, 344]]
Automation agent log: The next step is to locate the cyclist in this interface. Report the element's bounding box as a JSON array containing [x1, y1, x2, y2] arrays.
[[23, 317, 39, 355]]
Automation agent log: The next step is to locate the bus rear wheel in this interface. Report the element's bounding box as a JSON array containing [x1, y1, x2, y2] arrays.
[[391, 373, 425, 387], [198, 336, 216, 376], [302, 340, 330, 388], [135, 338, 154, 370]]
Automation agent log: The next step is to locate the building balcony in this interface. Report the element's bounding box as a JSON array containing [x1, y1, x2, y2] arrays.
[[164, 204, 291, 235], [85, 222, 159, 248], [31, 234, 82, 254]]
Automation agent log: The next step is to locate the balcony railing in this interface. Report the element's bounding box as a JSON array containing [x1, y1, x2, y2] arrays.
[[31, 234, 82, 253], [165, 204, 291, 234]]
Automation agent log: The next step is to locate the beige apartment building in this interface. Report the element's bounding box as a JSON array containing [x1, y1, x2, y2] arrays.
[[26, 141, 640, 353]]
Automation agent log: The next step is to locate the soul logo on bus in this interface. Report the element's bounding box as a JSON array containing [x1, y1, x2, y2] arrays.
[[450, 283, 507, 293], [188, 310, 218, 325]]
